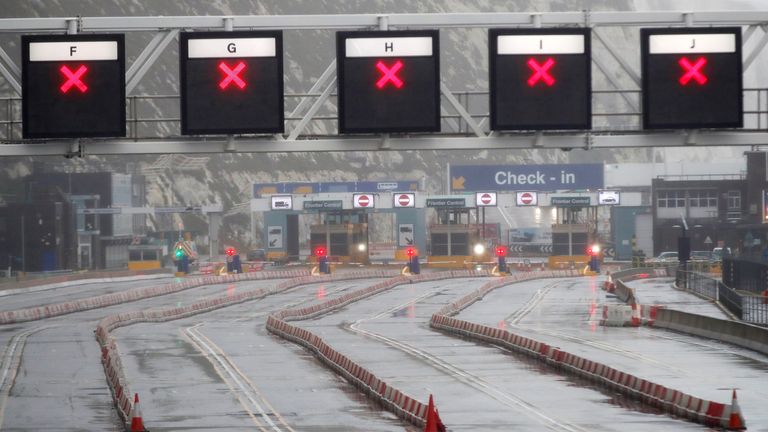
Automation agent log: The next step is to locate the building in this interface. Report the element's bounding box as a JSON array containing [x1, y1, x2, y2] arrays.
[[0, 169, 146, 271], [651, 151, 768, 257]]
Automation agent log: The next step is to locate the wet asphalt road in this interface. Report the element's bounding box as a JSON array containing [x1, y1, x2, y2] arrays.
[[1, 272, 767, 431]]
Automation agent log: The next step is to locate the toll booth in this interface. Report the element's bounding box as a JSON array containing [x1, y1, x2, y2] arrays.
[[309, 210, 369, 264], [550, 197, 598, 269], [428, 207, 483, 268], [127, 243, 167, 271]]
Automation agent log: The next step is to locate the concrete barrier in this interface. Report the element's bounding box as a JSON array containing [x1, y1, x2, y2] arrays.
[[0, 268, 312, 324], [94, 269, 399, 429], [267, 270, 491, 428], [653, 308, 768, 356], [429, 270, 745, 430]]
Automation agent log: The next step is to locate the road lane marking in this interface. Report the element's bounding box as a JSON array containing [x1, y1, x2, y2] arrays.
[[342, 282, 590, 432], [0, 326, 53, 427], [185, 323, 295, 432]]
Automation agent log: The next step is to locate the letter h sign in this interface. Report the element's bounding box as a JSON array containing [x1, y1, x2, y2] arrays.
[[337, 30, 441, 134]]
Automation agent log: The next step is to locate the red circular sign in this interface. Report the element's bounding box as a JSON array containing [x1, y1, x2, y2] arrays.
[[357, 195, 370, 207], [398, 194, 411, 207], [481, 193, 493, 204], [520, 192, 534, 204]]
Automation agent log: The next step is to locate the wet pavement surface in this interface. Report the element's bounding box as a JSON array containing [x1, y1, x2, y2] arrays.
[[1, 272, 767, 431]]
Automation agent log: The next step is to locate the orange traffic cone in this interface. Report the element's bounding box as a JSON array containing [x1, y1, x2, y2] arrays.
[[130, 393, 147, 432], [728, 389, 746, 430], [424, 394, 446, 432]]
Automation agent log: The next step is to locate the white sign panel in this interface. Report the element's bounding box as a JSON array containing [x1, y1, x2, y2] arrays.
[[497, 35, 585, 55], [398, 224, 415, 247], [187, 38, 276, 58], [516, 191, 538, 206], [649, 34, 736, 54], [353, 193, 375, 208], [270, 195, 293, 210], [29, 41, 118, 61], [598, 190, 621, 205], [393, 193, 416, 208], [475, 192, 498, 207], [345, 37, 433, 57], [267, 225, 283, 249]]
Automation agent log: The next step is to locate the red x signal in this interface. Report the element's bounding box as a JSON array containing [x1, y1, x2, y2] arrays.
[[219, 61, 247, 90], [678, 56, 707, 86], [60, 65, 88, 93], [527, 58, 556, 87], [375, 60, 404, 89]]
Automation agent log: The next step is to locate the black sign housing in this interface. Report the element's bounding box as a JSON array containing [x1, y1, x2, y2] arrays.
[[490, 28, 591, 131], [22, 34, 126, 139], [337, 30, 440, 134], [180, 31, 284, 135], [641, 27, 742, 129]]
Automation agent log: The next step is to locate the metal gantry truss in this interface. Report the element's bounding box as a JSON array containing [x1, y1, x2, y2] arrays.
[[1, 11, 768, 156]]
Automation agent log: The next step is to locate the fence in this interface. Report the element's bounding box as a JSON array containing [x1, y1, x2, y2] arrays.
[[676, 260, 768, 326]]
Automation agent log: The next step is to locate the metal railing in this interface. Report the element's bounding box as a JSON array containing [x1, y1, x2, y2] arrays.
[[676, 262, 767, 326], [2, 88, 768, 141]]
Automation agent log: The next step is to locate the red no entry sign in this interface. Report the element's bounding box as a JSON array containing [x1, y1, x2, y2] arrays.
[[398, 194, 411, 206], [521, 192, 533, 204], [354, 193, 374, 208], [481, 193, 492, 204]]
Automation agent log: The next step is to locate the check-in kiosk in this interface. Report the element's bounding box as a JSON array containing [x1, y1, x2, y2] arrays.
[[309, 210, 369, 264], [426, 197, 483, 268], [549, 196, 598, 269]]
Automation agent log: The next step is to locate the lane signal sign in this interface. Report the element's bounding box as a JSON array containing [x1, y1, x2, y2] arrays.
[[641, 27, 742, 129], [218, 61, 247, 90], [337, 30, 440, 134], [489, 29, 591, 131], [60, 65, 88, 93], [22, 34, 126, 139], [678, 57, 707, 85], [527, 58, 555, 87], [376, 60, 404, 89], [180, 31, 284, 135]]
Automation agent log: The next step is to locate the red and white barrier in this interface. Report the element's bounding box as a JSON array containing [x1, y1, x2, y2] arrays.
[[266, 270, 494, 428], [0, 268, 311, 324], [93, 269, 398, 429], [429, 271, 746, 430]]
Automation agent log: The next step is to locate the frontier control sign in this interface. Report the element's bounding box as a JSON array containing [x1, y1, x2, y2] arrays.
[[450, 164, 603, 192]]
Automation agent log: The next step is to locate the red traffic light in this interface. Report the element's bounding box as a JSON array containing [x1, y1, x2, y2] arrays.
[[314, 246, 327, 257], [587, 245, 601, 256], [225, 247, 237, 257], [495, 246, 508, 257], [405, 246, 417, 257]]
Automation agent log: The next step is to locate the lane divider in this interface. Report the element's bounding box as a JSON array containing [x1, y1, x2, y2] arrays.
[[0, 269, 310, 324], [429, 269, 746, 430], [93, 269, 398, 430], [266, 271, 485, 427], [266, 270, 580, 429]]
